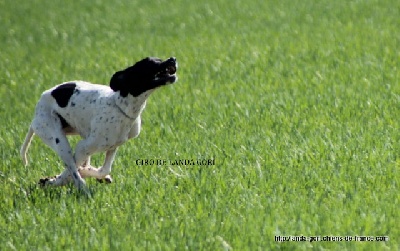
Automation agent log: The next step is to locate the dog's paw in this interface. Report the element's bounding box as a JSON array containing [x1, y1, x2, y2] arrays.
[[96, 175, 112, 184], [38, 176, 57, 186]]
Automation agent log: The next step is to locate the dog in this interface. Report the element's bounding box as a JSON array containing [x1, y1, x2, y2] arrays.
[[20, 57, 178, 194]]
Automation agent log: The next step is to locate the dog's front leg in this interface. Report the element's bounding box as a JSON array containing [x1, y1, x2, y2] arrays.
[[82, 156, 91, 168], [78, 148, 117, 183], [97, 148, 117, 183]]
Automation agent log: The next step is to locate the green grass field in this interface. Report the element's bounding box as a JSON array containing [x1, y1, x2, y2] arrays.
[[1, 0, 399, 250]]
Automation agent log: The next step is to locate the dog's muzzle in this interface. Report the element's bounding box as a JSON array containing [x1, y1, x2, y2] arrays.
[[155, 57, 178, 83]]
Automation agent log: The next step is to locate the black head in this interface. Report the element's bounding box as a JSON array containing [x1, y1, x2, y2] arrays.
[[110, 57, 178, 97]]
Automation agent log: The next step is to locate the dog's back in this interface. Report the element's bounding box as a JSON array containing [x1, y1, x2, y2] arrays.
[[42, 81, 117, 138]]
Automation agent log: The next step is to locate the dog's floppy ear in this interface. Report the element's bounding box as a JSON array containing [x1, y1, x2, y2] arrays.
[[110, 71, 129, 97]]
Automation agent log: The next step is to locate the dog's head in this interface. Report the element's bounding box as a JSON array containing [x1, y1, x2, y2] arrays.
[[110, 57, 178, 97]]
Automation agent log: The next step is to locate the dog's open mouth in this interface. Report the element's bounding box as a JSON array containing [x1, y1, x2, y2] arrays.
[[167, 65, 176, 75], [155, 65, 177, 79]]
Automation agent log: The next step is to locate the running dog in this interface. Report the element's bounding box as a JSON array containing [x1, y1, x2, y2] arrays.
[[20, 57, 178, 194]]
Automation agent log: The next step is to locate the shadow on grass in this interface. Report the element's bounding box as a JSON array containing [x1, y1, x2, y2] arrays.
[[20, 183, 97, 203]]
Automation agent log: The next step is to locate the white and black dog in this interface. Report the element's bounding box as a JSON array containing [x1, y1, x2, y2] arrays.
[[20, 57, 177, 194]]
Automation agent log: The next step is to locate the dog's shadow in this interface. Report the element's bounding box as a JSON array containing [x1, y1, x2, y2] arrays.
[[22, 183, 97, 203]]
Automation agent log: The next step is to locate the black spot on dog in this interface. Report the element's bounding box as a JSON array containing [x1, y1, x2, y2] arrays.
[[71, 102, 76, 107], [51, 83, 77, 108], [55, 138, 60, 144], [56, 113, 70, 128]]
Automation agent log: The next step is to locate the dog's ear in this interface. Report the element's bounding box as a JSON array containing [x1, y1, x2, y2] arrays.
[[110, 71, 123, 91], [110, 71, 129, 97]]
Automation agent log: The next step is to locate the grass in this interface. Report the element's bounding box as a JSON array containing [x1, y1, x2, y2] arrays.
[[1, 0, 399, 250]]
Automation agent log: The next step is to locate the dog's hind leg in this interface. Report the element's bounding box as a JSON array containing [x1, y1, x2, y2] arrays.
[[31, 114, 88, 194], [41, 165, 93, 187], [20, 126, 35, 166], [39, 169, 73, 186]]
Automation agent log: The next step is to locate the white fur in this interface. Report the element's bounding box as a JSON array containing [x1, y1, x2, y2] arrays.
[[20, 81, 153, 194]]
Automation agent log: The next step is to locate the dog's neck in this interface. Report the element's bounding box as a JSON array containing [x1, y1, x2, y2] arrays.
[[113, 90, 153, 120]]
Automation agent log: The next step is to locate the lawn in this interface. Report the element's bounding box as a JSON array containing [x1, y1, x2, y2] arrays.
[[0, 0, 399, 250]]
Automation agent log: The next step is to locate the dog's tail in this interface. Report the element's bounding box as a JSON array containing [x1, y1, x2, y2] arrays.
[[20, 126, 35, 166]]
